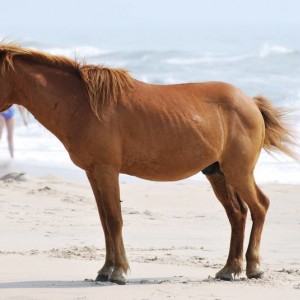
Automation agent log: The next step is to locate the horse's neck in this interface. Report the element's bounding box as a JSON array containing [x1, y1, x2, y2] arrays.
[[13, 59, 90, 144]]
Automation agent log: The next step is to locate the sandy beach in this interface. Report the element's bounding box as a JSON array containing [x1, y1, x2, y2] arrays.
[[0, 172, 298, 300]]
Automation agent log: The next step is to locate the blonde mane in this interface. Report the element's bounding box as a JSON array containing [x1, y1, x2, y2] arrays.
[[0, 43, 81, 74], [0, 43, 135, 119], [81, 65, 135, 119]]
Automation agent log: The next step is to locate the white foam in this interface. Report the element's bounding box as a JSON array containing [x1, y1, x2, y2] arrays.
[[165, 53, 254, 66], [44, 46, 109, 60], [258, 43, 297, 58]]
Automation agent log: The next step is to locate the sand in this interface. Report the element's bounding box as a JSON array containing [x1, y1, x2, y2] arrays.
[[0, 173, 299, 299]]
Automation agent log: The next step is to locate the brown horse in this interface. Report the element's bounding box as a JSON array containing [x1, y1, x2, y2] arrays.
[[0, 43, 297, 284]]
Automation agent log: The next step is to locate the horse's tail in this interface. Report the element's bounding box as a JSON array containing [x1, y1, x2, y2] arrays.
[[253, 96, 298, 160]]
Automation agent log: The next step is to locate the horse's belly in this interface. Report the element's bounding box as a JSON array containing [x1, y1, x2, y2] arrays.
[[123, 162, 207, 181], [127, 167, 203, 181], [121, 146, 218, 181]]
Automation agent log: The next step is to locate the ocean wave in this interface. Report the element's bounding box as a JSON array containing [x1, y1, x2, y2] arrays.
[[5, 39, 298, 67], [166, 44, 298, 66], [258, 43, 298, 58], [165, 53, 254, 65], [44, 46, 110, 60]]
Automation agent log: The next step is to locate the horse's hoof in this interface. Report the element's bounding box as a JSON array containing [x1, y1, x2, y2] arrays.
[[215, 272, 233, 281], [95, 274, 109, 282], [109, 278, 126, 285], [96, 265, 113, 282], [108, 269, 127, 285], [247, 271, 264, 279], [215, 264, 240, 281], [246, 263, 264, 279]]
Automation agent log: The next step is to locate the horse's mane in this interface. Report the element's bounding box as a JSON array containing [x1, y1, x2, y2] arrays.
[[0, 43, 135, 119], [0, 43, 81, 74], [81, 65, 135, 119]]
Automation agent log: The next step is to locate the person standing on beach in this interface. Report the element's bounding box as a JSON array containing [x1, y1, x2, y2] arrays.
[[0, 105, 28, 158]]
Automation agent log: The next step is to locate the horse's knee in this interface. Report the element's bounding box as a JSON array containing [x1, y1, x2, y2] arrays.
[[106, 217, 123, 234], [227, 194, 248, 225], [258, 191, 270, 212], [249, 202, 268, 225]]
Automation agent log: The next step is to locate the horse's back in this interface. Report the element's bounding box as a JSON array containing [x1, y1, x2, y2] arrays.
[[121, 80, 262, 141]]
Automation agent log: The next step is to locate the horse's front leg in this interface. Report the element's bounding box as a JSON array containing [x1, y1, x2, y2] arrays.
[[86, 171, 114, 281], [86, 166, 128, 285]]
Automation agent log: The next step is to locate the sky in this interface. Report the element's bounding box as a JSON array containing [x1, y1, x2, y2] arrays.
[[1, 0, 300, 50]]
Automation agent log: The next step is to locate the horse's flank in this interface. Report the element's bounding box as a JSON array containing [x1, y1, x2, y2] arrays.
[[0, 43, 135, 119]]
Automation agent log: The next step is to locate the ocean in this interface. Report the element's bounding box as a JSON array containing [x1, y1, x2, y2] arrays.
[[0, 26, 299, 184]]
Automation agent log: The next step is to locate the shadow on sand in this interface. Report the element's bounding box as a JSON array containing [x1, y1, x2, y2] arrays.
[[0, 277, 186, 289]]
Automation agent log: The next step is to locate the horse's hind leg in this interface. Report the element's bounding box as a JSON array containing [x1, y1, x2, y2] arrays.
[[206, 172, 248, 280], [226, 174, 270, 279]]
